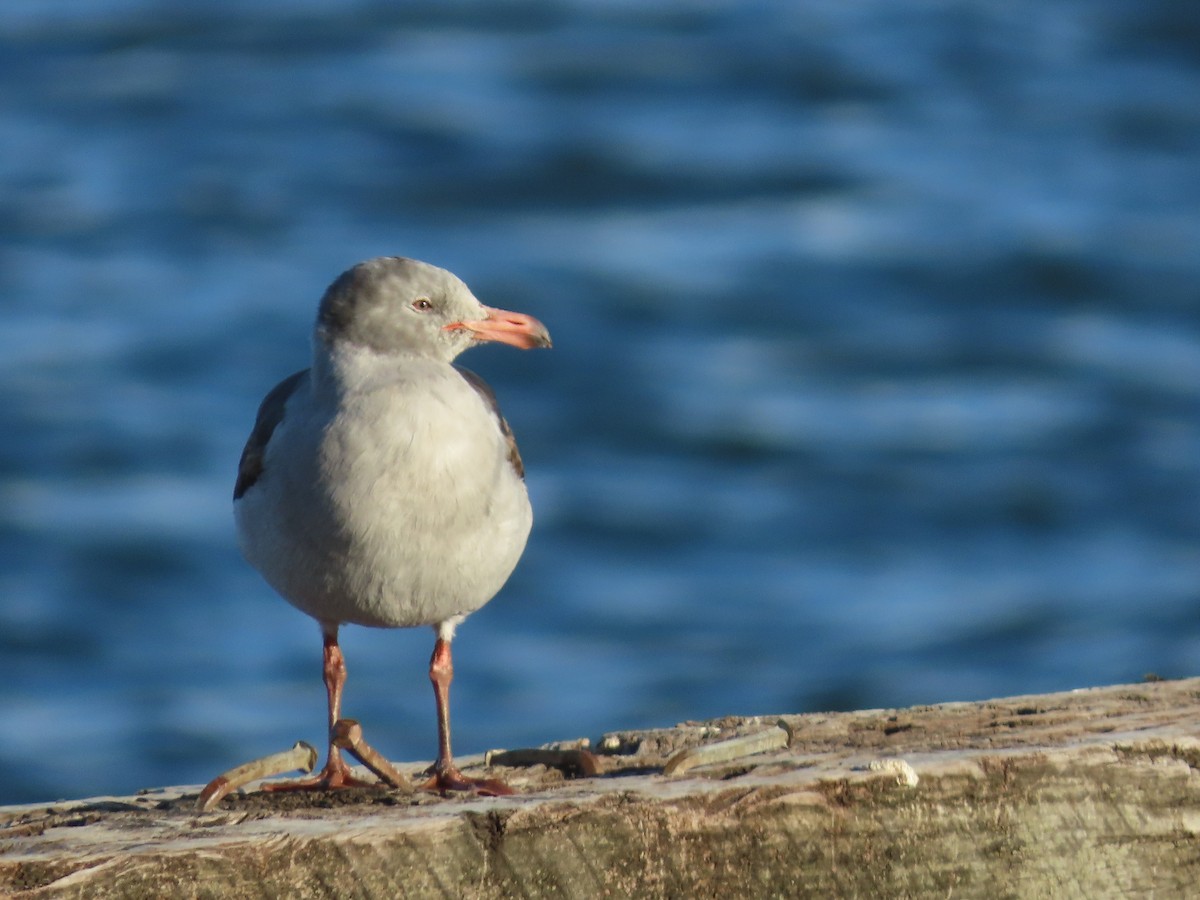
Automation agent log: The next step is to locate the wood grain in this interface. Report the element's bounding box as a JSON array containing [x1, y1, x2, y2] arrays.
[[3, 678, 1199, 898]]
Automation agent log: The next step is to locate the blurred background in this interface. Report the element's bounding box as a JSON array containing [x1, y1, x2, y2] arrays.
[[3, 0, 1200, 805]]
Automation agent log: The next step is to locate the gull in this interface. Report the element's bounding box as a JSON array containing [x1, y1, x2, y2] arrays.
[[230, 256, 550, 794]]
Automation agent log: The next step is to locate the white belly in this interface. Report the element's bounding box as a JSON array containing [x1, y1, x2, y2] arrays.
[[235, 368, 532, 629]]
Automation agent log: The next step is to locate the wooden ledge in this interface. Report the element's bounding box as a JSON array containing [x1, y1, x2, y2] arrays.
[[3, 677, 1199, 897]]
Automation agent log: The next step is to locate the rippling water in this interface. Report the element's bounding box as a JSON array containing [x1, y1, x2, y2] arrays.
[[3, 1, 1200, 805]]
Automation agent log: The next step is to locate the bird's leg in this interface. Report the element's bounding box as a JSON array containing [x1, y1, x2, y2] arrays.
[[264, 626, 376, 791], [421, 637, 513, 796]]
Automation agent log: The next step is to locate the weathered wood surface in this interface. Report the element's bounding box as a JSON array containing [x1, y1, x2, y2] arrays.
[[3, 678, 1199, 898]]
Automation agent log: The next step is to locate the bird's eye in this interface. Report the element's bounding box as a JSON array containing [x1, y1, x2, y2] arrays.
[[413, 297, 434, 312]]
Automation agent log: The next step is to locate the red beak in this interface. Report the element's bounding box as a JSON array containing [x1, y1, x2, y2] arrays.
[[445, 306, 552, 350]]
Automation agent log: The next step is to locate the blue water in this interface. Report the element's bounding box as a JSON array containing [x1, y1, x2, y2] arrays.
[[3, 1, 1200, 805]]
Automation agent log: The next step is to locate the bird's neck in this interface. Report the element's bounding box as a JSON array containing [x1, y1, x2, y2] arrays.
[[310, 338, 454, 403]]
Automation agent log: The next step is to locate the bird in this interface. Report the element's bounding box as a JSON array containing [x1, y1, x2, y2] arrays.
[[231, 256, 551, 794]]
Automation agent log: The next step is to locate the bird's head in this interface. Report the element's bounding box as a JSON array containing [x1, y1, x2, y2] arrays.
[[315, 257, 551, 363]]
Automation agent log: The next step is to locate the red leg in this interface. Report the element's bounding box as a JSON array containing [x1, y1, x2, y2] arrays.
[[421, 637, 512, 796], [264, 626, 376, 791]]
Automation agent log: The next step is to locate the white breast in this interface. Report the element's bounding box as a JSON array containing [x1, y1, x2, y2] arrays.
[[235, 360, 532, 629]]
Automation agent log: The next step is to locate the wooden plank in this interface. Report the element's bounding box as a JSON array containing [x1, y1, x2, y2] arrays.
[[3, 678, 1199, 898]]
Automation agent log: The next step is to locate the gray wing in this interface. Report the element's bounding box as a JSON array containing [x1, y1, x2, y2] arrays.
[[233, 369, 309, 500], [453, 365, 525, 480]]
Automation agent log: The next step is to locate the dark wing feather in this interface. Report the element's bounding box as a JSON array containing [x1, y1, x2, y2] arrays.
[[454, 365, 525, 480], [233, 369, 309, 500]]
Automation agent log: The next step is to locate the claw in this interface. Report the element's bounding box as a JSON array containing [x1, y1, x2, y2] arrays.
[[261, 750, 378, 792], [421, 763, 513, 797]]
